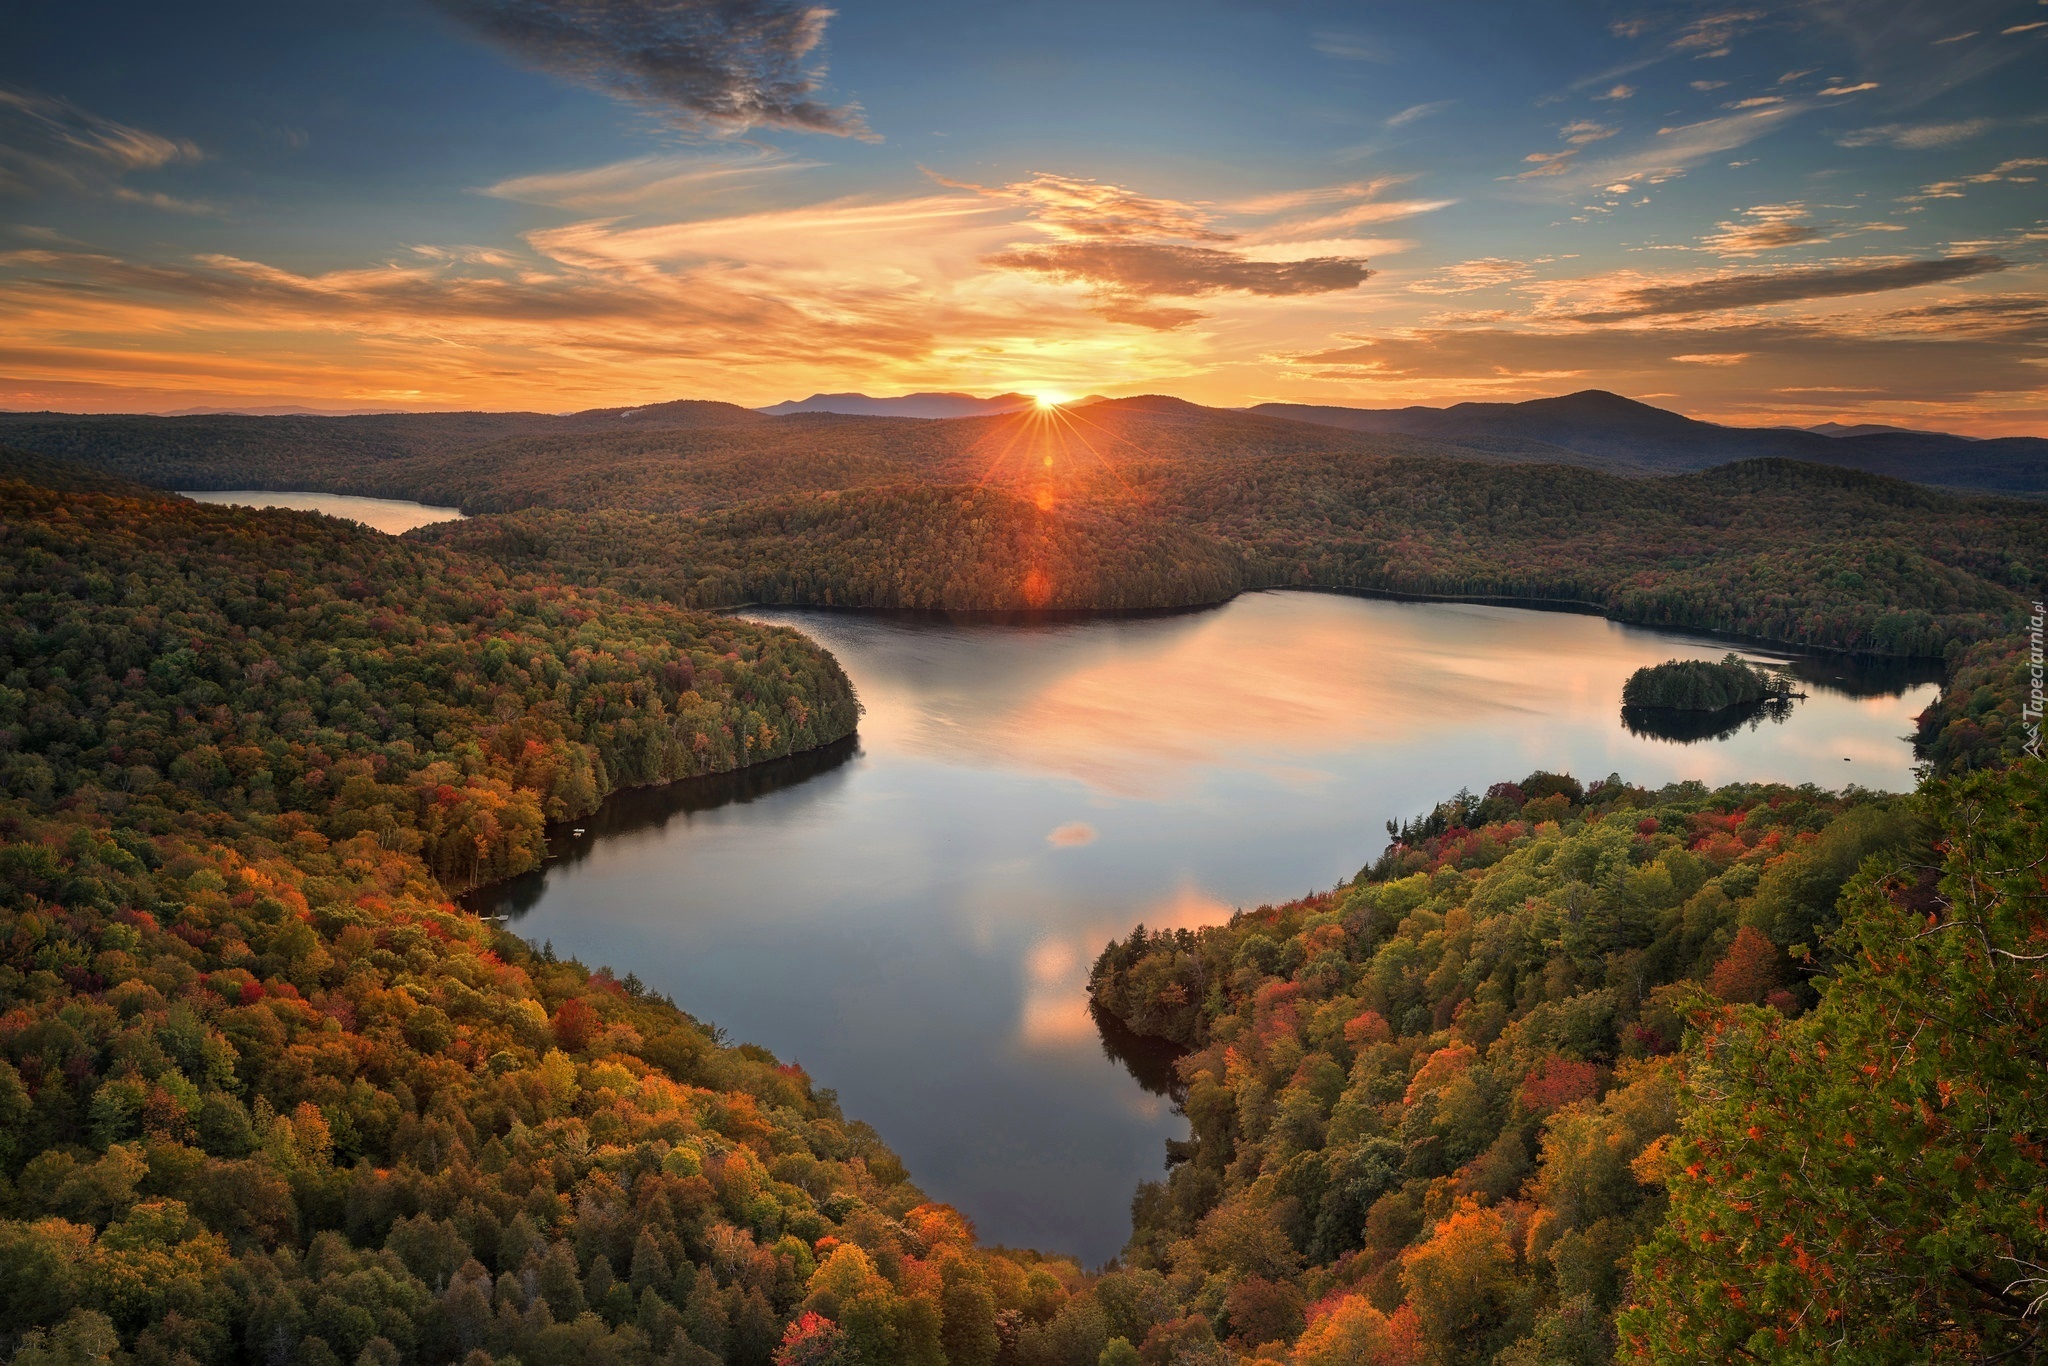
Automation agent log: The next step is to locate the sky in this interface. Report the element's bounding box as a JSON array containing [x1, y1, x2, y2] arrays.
[[1, 0, 2044, 430]]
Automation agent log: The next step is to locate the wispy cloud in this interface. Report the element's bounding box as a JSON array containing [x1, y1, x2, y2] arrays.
[[0, 87, 209, 211], [932, 170, 1229, 242], [1313, 32, 1389, 62], [1571, 255, 2009, 320], [1556, 104, 1801, 193], [1230, 178, 1409, 215], [1837, 118, 1993, 148], [431, 0, 869, 137], [1407, 258, 1536, 295], [1238, 197, 1456, 241], [1386, 100, 1454, 127], [1669, 9, 1766, 57], [1699, 203, 1837, 254], [1905, 157, 2048, 201], [481, 146, 820, 209]]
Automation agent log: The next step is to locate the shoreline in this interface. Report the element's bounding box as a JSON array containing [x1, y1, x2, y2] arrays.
[[722, 582, 1956, 666]]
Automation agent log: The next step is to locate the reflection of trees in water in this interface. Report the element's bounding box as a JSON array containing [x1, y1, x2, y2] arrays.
[[1753, 652, 1943, 700], [465, 734, 860, 921], [1091, 999, 1189, 1104], [1621, 696, 1797, 745]]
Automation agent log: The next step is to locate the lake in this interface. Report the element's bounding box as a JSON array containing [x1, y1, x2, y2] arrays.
[[180, 490, 465, 534], [470, 590, 1941, 1265]]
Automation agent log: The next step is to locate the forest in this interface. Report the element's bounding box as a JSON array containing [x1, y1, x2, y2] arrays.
[[0, 452, 857, 890], [1089, 762, 2045, 1364], [0, 425, 2042, 1365]]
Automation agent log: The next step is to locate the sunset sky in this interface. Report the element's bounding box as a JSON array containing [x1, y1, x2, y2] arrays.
[[2, 0, 2044, 430]]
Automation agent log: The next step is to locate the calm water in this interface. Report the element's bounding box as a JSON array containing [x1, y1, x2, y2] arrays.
[[473, 591, 1940, 1264], [180, 490, 465, 533]]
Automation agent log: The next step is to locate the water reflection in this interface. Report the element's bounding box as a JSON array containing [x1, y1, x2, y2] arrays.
[[1091, 1001, 1188, 1103], [1621, 697, 1798, 745], [475, 737, 859, 920], [470, 590, 1941, 1263], [180, 489, 465, 534]]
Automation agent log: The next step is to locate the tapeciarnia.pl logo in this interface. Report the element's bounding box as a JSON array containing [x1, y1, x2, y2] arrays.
[[2026, 601, 2044, 760]]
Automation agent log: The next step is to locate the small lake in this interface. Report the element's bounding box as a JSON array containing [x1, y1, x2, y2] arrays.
[[179, 490, 465, 534], [472, 590, 1941, 1264]]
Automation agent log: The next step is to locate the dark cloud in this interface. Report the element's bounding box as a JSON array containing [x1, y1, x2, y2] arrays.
[[989, 242, 1370, 297], [433, 0, 868, 137], [985, 242, 1369, 328], [1573, 255, 2009, 320]]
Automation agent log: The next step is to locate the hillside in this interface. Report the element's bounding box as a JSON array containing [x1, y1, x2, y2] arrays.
[[0, 401, 769, 506], [1249, 392, 2048, 494], [0, 451, 858, 886], [1088, 760, 2045, 1364], [419, 456, 2044, 662]]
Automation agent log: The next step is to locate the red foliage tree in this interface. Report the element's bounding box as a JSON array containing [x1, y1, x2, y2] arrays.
[[1707, 925, 1779, 1005], [551, 996, 599, 1051], [1518, 1055, 1602, 1117]]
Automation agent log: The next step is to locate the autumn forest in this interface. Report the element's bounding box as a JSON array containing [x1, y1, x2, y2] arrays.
[[0, 373, 2041, 1366]]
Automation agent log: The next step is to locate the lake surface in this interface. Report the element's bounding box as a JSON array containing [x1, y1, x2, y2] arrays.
[[180, 490, 464, 533], [472, 591, 1941, 1264]]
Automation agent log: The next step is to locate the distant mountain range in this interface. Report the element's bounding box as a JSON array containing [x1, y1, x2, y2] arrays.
[[758, 391, 1039, 418], [1246, 391, 2046, 494], [1802, 421, 1964, 439], [2, 388, 2040, 497]]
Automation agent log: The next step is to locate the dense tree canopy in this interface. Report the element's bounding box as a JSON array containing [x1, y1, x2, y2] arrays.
[[0, 464, 856, 889], [1086, 757, 2048, 1365], [1621, 763, 2048, 1363]]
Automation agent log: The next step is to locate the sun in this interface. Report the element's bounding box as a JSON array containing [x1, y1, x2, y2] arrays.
[[1031, 390, 1073, 409]]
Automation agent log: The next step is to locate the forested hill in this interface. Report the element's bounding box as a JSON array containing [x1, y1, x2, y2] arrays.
[[418, 457, 2042, 657], [0, 404, 1492, 513], [0, 452, 858, 887], [1088, 760, 2046, 1363]]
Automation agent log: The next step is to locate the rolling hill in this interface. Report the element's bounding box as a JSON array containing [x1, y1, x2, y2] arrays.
[[1249, 391, 2048, 493], [5, 389, 2040, 505]]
